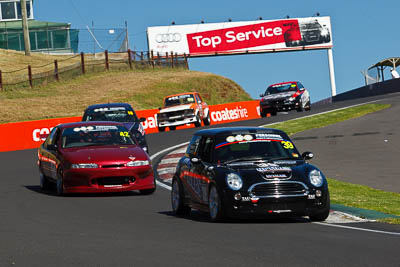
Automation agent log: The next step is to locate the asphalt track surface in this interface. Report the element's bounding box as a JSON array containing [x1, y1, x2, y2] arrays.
[[1, 93, 400, 266]]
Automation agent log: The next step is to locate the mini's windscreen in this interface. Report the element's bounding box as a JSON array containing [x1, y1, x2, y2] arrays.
[[214, 133, 300, 163]]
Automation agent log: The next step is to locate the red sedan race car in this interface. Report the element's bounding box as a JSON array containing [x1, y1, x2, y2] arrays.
[[37, 122, 156, 195]]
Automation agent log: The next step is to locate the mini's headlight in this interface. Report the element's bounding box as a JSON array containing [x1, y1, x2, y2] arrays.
[[71, 163, 98, 169], [226, 173, 243, 190], [288, 97, 295, 101], [126, 160, 150, 167], [309, 169, 323, 187]]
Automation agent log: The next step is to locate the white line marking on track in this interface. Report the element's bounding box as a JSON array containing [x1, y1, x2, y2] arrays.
[[313, 222, 400, 236], [150, 142, 189, 191]]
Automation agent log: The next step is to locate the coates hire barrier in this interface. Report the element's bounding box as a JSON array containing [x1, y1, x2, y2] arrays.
[[0, 100, 260, 152], [147, 16, 332, 56]]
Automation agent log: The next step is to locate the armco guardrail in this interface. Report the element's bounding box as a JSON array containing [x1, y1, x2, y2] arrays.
[[0, 100, 260, 152]]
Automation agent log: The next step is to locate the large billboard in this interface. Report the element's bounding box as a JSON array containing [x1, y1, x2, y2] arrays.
[[147, 16, 332, 56]]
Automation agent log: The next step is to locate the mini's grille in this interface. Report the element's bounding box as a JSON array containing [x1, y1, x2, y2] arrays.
[[250, 182, 307, 198]]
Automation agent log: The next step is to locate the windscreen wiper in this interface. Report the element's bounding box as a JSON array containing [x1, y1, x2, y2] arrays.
[[223, 156, 269, 165]]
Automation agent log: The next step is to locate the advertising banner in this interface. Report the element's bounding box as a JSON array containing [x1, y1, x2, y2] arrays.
[[0, 101, 260, 152], [147, 16, 332, 56]]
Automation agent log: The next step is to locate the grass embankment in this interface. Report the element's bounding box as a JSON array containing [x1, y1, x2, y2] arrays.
[[0, 68, 251, 124], [327, 178, 400, 224], [265, 103, 400, 223]]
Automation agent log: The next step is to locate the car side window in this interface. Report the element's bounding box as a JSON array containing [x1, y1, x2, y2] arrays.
[[198, 94, 204, 104], [199, 137, 214, 163], [297, 82, 304, 89], [186, 135, 201, 157]]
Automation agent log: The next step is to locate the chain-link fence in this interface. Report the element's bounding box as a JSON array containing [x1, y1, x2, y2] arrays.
[[0, 50, 189, 91]]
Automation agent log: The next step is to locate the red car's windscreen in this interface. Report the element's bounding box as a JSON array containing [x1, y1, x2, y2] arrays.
[[61, 125, 135, 148]]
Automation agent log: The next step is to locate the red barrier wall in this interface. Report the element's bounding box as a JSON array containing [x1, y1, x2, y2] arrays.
[[0, 100, 260, 152]]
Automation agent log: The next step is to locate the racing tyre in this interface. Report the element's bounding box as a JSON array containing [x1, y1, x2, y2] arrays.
[[194, 115, 202, 127], [158, 126, 165, 132], [203, 112, 211, 126], [56, 169, 64, 196], [169, 126, 176, 131], [208, 184, 225, 222], [296, 104, 303, 112], [305, 101, 311, 111], [260, 110, 267, 118], [309, 191, 331, 222], [171, 178, 191, 215], [39, 169, 51, 191]]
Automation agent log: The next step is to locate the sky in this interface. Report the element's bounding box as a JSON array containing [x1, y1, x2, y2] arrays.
[[34, 0, 400, 102]]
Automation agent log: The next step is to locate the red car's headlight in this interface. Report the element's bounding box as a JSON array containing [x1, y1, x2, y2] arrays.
[[126, 160, 150, 167]]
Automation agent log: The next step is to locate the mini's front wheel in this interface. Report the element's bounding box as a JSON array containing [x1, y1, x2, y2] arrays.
[[171, 178, 191, 215], [208, 185, 225, 222]]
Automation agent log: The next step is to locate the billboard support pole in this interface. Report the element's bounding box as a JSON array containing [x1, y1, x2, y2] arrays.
[[327, 48, 337, 97]]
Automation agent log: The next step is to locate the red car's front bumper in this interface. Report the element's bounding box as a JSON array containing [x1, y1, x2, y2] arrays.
[[62, 166, 155, 193]]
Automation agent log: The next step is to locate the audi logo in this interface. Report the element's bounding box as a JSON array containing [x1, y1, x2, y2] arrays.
[[155, 33, 182, 43]]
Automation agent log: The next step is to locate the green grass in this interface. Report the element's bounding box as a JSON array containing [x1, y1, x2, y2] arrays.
[[265, 104, 391, 136], [328, 178, 400, 223], [0, 68, 251, 124], [264, 103, 400, 224]]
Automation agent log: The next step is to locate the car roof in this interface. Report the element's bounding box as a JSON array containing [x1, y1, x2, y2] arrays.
[[268, 81, 298, 87], [194, 127, 287, 137], [56, 121, 125, 129], [164, 92, 199, 99], [85, 103, 134, 110]]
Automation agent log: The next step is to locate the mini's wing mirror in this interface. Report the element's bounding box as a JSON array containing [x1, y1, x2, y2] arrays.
[[139, 117, 146, 123], [302, 151, 314, 160], [299, 87, 305, 91]]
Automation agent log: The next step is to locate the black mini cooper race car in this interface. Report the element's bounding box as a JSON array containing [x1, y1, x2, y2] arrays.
[[171, 127, 330, 222]]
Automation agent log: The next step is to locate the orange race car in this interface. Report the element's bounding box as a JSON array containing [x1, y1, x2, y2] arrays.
[[156, 92, 210, 132]]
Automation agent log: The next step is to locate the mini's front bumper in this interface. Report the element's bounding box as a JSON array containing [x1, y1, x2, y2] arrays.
[[223, 189, 329, 218]]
